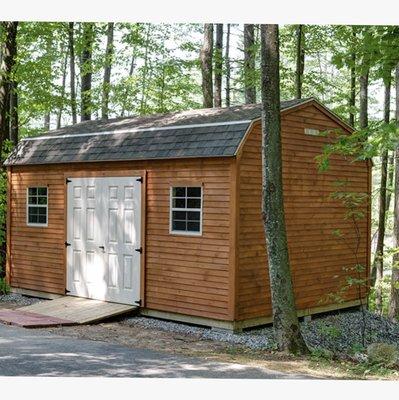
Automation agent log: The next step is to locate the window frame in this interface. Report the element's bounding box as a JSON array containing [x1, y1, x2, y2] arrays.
[[26, 186, 48, 227], [169, 185, 203, 236]]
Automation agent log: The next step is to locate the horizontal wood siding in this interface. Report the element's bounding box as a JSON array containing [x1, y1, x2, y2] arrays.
[[237, 105, 370, 320], [8, 158, 233, 321]]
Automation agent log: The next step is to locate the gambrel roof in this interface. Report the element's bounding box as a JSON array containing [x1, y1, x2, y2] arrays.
[[5, 98, 348, 166]]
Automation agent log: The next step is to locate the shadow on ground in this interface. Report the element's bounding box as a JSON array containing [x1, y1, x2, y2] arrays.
[[0, 324, 308, 378]]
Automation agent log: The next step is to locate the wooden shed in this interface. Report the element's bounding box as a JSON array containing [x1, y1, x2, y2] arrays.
[[4, 98, 371, 330]]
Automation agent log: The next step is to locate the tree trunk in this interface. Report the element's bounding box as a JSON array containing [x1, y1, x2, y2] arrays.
[[0, 21, 18, 154], [225, 24, 231, 107], [121, 51, 136, 117], [386, 153, 394, 211], [81, 22, 94, 122], [295, 24, 305, 99], [57, 50, 68, 129], [389, 63, 399, 321], [243, 24, 256, 104], [349, 27, 356, 127], [200, 23, 213, 108], [68, 22, 77, 124], [260, 24, 309, 355], [139, 24, 152, 115], [102, 22, 114, 119], [213, 24, 223, 108], [359, 71, 369, 130], [373, 77, 391, 313], [9, 80, 18, 145], [44, 113, 50, 130]]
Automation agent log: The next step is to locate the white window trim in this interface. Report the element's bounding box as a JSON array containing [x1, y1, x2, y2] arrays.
[[169, 186, 203, 236], [26, 186, 48, 227]]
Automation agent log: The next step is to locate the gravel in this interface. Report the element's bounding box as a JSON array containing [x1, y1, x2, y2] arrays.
[[122, 309, 399, 354], [0, 293, 42, 306]]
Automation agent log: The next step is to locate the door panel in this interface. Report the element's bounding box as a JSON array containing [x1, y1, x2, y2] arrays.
[[67, 176, 141, 305]]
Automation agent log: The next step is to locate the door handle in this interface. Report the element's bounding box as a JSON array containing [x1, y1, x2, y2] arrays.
[[99, 245, 105, 251]]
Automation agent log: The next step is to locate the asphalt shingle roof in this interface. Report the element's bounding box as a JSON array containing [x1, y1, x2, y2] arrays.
[[5, 98, 311, 166]]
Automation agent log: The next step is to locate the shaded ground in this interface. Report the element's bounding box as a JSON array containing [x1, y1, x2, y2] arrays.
[[1, 295, 399, 379], [0, 324, 306, 378]]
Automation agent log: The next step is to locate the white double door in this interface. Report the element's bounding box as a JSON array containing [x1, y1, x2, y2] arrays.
[[67, 176, 141, 305]]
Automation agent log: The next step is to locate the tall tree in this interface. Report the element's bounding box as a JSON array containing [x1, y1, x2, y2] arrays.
[[0, 21, 18, 153], [9, 80, 18, 145], [389, 62, 399, 321], [102, 22, 114, 119], [213, 24, 223, 108], [80, 22, 94, 121], [348, 27, 357, 127], [260, 24, 309, 354], [359, 71, 368, 130], [9, 24, 18, 145], [68, 22, 77, 124], [121, 50, 136, 117], [373, 76, 391, 313], [56, 50, 68, 129], [295, 24, 305, 99], [44, 114, 50, 130], [243, 24, 256, 104], [200, 23, 213, 108], [139, 23, 152, 115], [225, 23, 231, 107]]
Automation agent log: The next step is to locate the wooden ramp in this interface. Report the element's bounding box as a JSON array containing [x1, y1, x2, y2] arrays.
[[15, 296, 137, 326]]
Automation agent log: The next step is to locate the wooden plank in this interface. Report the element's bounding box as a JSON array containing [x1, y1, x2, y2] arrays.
[[6, 168, 12, 285], [19, 296, 136, 324]]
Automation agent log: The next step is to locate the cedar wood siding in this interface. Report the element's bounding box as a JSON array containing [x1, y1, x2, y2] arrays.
[[236, 103, 370, 321], [7, 157, 234, 321]]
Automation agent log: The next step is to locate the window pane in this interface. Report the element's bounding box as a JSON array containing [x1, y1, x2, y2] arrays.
[[28, 214, 37, 224], [28, 196, 37, 205], [172, 198, 185, 208], [172, 210, 187, 221], [38, 215, 47, 224], [38, 207, 47, 216], [187, 198, 201, 209], [29, 206, 39, 215], [187, 221, 200, 232], [38, 187, 47, 196], [172, 187, 186, 197], [28, 188, 37, 196], [172, 220, 186, 231], [187, 211, 200, 221], [38, 196, 47, 205], [187, 187, 201, 197]]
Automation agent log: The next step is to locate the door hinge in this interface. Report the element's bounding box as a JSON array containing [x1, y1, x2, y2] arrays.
[[136, 177, 143, 183], [65, 289, 70, 294], [64, 241, 71, 247], [66, 178, 72, 184], [134, 299, 142, 306], [135, 247, 143, 254]]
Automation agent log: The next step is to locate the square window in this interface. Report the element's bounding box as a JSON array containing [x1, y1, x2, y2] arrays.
[[187, 187, 201, 197], [172, 220, 186, 231], [172, 198, 186, 208], [187, 198, 201, 208], [173, 187, 186, 197], [27, 187, 48, 227], [170, 186, 202, 235], [187, 221, 200, 232]]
